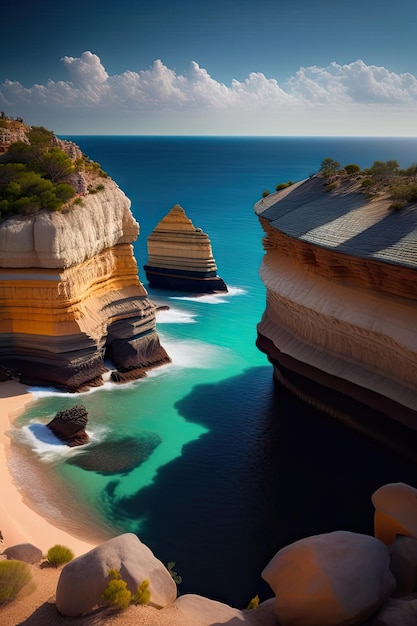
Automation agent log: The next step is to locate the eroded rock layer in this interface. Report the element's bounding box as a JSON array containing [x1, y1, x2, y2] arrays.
[[255, 177, 417, 435], [144, 204, 227, 293], [0, 178, 170, 390]]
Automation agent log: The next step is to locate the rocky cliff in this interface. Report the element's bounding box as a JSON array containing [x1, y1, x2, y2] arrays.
[[255, 176, 417, 439], [144, 204, 227, 293], [0, 133, 170, 390]]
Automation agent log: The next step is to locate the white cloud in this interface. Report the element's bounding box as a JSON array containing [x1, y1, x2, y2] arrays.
[[1, 52, 417, 134]]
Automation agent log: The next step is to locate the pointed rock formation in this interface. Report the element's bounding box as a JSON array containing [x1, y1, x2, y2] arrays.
[[144, 204, 227, 293], [0, 123, 170, 391]]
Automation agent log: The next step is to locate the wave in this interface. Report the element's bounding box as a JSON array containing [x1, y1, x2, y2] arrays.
[[149, 333, 235, 372], [156, 306, 197, 324], [171, 285, 247, 304], [11, 419, 110, 464]]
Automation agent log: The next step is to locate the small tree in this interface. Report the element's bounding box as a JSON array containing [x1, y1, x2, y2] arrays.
[[320, 157, 340, 178], [344, 163, 361, 176]]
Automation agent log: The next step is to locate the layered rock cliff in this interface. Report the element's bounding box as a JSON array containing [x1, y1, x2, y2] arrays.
[[144, 204, 227, 293], [255, 176, 417, 436], [0, 131, 170, 390]]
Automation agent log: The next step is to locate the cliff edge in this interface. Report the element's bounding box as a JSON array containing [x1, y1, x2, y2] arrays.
[[0, 123, 170, 390], [255, 175, 417, 441]]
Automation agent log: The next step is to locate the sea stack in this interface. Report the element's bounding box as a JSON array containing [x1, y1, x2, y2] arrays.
[[0, 121, 170, 391], [254, 173, 417, 441], [144, 204, 227, 293]]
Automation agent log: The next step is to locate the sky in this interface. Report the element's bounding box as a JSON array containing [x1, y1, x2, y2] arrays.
[[1, 0, 417, 136]]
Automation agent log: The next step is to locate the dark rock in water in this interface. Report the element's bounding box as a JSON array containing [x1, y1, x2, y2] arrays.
[[47, 404, 89, 447], [65, 433, 162, 474]]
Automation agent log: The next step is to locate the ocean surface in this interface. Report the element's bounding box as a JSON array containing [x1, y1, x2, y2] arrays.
[[10, 137, 417, 607]]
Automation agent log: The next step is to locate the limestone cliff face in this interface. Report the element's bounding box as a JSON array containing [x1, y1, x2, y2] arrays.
[[144, 204, 227, 293], [255, 177, 417, 433], [0, 178, 170, 390]]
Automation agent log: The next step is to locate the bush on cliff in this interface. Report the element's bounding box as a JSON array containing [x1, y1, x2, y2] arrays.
[[0, 124, 77, 219], [0, 560, 33, 604]]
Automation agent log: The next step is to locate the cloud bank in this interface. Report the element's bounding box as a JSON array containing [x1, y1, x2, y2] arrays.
[[1, 52, 416, 135]]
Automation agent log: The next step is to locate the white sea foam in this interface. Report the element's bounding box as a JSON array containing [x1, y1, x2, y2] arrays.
[[13, 420, 110, 463], [156, 307, 197, 324], [152, 333, 235, 371], [171, 285, 246, 304]]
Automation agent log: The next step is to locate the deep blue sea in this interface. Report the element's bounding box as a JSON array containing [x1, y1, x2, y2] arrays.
[[11, 137, 417, 607]]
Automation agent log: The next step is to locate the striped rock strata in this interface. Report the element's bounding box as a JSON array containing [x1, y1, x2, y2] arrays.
[[255, 176, 417, 441], [144, 204, 227, 293], [0, 177, 170, 391]]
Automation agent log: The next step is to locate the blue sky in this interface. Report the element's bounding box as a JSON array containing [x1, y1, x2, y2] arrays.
[[1, 0, 417, 135]]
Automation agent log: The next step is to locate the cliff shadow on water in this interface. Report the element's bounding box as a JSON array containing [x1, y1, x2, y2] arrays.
[[100, 365, 417, 609]]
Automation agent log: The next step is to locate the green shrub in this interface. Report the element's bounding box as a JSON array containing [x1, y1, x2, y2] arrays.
[[96, 183, 105, 191], [167, 561, 182, 585], [389, 201, 407, 211], [73, 196, 84, 206], [101, 570, 132, 609], [247, 594, 260, 609], [46, 544, 74, 567], [132, 578, 151, 605], [344, 163, 361, 176], [0, 560, 33, 604], [275, 182, 289, 191], [320, 157, 340, 178], [262, 189, 270, 198]]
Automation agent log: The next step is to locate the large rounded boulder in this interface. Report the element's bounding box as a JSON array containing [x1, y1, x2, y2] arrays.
[[262, 530, 395, 626], [55, 533, 177, 617]]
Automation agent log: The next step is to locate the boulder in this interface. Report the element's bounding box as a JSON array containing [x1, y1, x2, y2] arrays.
[[370, 598, 417, 625], [388, 535, 417, 597], [173, 595, 277, 625], [47, 404, 89, 446], [262, 530, 395, 626], [2, 542, 42, 564], [372, 483, 417, 545], [55, 533, 177, 617], [174, 595, 246, 625]]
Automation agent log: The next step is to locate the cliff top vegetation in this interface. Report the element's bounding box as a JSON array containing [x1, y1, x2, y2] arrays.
[[263, 156, 417, 212], [0, 114, 107, 221], [318, 157, 417, 211]]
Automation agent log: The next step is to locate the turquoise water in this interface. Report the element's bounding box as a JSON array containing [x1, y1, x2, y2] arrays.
[[11, 137, 417, 606]]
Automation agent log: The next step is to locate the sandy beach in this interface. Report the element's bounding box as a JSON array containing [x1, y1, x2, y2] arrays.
[[0, 380, 98, 556], [0, 380, 203, 625]]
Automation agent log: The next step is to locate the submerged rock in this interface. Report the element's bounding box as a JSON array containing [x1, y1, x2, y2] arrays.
[[65, 433, 162, 474], [144, 204, 227, 293]]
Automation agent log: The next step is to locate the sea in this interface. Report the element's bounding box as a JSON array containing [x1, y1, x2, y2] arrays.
[[9, 136, 417, 608]]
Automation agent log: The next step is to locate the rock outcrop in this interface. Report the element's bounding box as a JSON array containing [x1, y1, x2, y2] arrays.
[[3, 482, 416, 624], [47, 404, 89, 447], [3, 543, 42, 564], [0, 131, 170, 391], [51, 483, 417, 623], [56, 533, 177, 616], [262, 530, 395, 626], [254, 176, 417, 440], [144, 204, 227, 293]]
